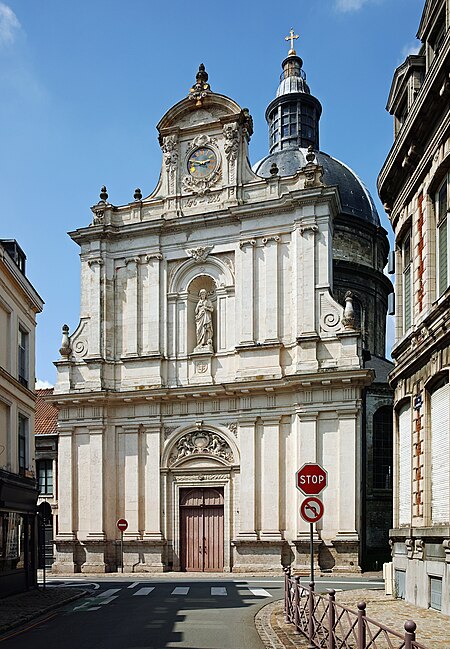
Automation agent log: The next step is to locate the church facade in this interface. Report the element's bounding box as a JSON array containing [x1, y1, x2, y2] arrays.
[[52, 41, 393, 573]]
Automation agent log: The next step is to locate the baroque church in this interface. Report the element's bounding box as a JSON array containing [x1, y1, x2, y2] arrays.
[[52, 34, 393, 573]]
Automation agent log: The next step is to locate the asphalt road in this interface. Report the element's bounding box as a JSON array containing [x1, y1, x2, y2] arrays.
[[0, 576, 383, 649]]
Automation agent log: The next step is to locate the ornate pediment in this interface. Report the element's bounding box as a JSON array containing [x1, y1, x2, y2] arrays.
[[169, 431, 233, 466]]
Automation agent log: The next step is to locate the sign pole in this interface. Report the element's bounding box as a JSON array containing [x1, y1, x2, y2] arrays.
[[310, 522, 314, 586], [120, 530, 124, 573]]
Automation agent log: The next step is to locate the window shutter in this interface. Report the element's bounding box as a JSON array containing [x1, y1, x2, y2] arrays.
[[398, 404, 411, 525], [404, 265, 412, 331], [431, 381, 449, 523], [438, 218, 448, 296]]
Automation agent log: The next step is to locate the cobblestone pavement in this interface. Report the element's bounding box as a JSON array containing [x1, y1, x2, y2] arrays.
[[255, 590, 450, 649], [0, 588, 86, 635]]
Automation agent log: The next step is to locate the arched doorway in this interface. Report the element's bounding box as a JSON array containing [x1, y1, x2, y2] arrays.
[[180, 487, 224, 572]]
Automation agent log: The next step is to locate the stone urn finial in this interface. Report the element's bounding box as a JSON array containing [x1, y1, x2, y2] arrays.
[[342, 291, 355, 330], [59, 324, 71, 358]]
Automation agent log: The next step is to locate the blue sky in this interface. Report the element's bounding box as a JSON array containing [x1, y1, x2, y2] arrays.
[[0, 0, 424, 386]]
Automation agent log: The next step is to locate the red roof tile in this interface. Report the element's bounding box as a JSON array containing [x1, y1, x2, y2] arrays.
[[35, 388, 58, 435]]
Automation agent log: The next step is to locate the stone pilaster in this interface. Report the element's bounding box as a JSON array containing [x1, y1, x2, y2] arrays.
[[237, 418, 258, 539], [124, 257, 139, 356], [142, 254, 162, 355], [239, 240, 255, 344], [87, 258, 103, 357], [260, 416, 282, 540], [263, 236, 280, 342]]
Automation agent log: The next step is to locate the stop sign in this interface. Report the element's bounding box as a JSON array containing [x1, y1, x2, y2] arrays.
[[117, 518, 128, 532], [296, 463, 327, 495]]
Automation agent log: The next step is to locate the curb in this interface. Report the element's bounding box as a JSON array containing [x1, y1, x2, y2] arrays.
[[255, 600, 292, 649], [0, 590, 87, 637]]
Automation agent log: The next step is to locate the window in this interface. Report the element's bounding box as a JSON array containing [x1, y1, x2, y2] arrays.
[[402, 232, 412, 332], [395, 570, 406, 599], [373, 407, 393, 489], [430, 376, 449, 524], [430, 576, 442, 611], [18, 414, 28, 475], [0, 512, 25, 573], [436, 173, 449, 297], [398, 403, 411, 525], [37, 459, 53, 495], [18, 327, 28, 388]]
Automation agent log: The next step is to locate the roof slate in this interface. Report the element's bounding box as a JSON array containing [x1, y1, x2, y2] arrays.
[[35, 388, 58, 435]]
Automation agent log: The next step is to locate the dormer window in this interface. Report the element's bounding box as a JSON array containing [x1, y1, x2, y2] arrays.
[[395, 97, 408, 136]]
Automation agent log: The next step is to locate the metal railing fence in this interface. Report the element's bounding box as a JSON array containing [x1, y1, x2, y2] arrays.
[[283, 567, 428, 649]]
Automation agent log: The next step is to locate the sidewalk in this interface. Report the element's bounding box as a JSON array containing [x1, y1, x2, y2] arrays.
[[256, 589, 450, 649], [0, 587, 86, 636]]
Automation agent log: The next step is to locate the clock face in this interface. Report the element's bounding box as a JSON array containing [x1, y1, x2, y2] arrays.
[[187, 147, 217, 178]]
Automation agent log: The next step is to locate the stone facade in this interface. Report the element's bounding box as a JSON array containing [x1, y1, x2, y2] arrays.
[[0, 239, 43, 594], [52, 48, 392, 573], [378, 0, 450, 613]]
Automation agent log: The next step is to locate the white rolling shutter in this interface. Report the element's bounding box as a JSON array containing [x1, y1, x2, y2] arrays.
[[431, 380, 450, 524], [398, 404, 411, 525]]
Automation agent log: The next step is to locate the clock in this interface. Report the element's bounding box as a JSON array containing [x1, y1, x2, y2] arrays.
[[187, 147, 217, 178]]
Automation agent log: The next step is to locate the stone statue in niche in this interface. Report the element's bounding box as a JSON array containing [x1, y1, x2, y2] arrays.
[[194, 289, 214, 351]]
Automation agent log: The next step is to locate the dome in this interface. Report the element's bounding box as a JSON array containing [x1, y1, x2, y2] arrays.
[[253, 148, 380, 227]]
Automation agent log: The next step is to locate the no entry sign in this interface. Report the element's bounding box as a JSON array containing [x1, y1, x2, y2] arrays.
[[300, 497, 324, 523], [117, 518, 128, 532], [296, 463, 327, 496]]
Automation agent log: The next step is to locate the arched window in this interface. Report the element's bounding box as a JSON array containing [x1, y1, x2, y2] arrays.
[[373, 406, 393, 490]]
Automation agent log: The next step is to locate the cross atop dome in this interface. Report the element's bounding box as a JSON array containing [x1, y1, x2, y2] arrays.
[[285, 28, 299, 56]]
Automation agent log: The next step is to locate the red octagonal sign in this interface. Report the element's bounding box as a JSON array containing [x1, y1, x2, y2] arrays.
[[296, 463, 327, 496]]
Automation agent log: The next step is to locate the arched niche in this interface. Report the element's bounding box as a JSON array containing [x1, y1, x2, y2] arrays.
[[188, 275, 216, 353], [168, 256, 234, 295], [167, 256, 235, 356]]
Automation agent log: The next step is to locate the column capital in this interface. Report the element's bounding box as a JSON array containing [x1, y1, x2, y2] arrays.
[[238, 417, 257, 427], [296, 410, 319, 420], [57, 426, 75, 436]]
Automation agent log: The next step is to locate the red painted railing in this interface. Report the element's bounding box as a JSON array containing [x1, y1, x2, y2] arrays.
[[283, 567, 429, 649]]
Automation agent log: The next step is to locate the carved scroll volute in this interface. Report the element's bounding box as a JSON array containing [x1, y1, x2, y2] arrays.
[[161, 134, 178, 195], [223, 122, 240, 197]]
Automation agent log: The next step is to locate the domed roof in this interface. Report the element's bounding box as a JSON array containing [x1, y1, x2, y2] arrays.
[[253, 148, 380, 227]]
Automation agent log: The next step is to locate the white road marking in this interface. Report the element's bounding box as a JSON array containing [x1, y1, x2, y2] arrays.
[[97, 596, 118, 605], [171, 587, 190, 595], [211, 587, 227, 596], [86, 607, 101, 611], [133, 587, 155, 596], [127, 582, 140, 589], [248, 588, 272, 597], [96, 589, 121, 598]]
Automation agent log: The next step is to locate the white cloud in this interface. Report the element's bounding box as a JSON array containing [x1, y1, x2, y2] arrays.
[[0, 3, 20, 46], [400, 41, 421, 60], [335, 0, 372, 12], [36, 379, 54, 389]]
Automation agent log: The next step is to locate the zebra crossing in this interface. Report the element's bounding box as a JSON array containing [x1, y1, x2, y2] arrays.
[[72, 583, 273, 612]]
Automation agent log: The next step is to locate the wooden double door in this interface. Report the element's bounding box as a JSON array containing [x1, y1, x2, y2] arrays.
[[180, 487, 224, 572]]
